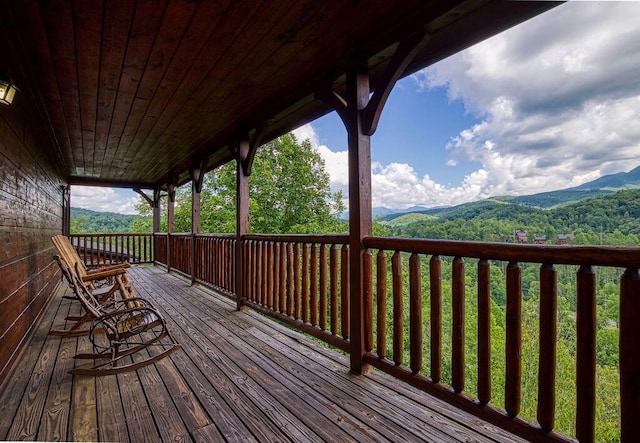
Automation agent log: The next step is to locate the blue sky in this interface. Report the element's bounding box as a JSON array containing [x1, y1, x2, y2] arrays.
[[74, 2, 640, 214]]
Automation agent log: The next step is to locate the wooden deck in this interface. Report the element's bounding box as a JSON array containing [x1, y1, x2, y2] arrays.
[[0, 265, 525, 442]]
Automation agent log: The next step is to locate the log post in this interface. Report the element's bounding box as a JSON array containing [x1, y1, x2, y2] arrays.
[[345, 62, 373, 374], [61, 185, 71, 236], [167, 179, 176, 273], [191, 159, 206, 285], [235, 128, 262, 311], [152, 187, 161, 233]]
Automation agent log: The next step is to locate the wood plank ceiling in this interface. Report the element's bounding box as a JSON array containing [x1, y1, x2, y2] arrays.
[[1, 0, 560, 190]]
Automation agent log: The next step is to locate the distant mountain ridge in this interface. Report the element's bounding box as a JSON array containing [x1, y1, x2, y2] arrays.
[[382, 164, 640, 222]]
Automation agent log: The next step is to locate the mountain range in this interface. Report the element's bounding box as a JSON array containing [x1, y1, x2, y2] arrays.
[[380, 164, 640, 222]]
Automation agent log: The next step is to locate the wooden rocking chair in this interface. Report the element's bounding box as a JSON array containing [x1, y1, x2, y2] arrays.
[[51, 234, 132, 291], [50, 255, 133, 337], [60, 257, 181, 376], [52, 234, 137, 299]]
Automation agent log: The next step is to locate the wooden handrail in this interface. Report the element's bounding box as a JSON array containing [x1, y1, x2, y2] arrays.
[[364, 236, 640, 267], [90, 232, 638, 442]]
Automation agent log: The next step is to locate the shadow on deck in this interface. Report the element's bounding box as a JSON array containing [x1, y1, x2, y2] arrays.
[[0, 265, 524, 442]]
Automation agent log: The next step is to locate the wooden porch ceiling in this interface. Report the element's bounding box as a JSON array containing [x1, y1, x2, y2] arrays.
[[1, 0, 560, 190]]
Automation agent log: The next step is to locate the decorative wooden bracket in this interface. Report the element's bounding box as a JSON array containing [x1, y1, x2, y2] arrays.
[[317, 31, 430, 135], [167, 175, 177, 203], [362, 30, 430, 135], [315, 88, 349, 126], [237, 124, 265, 176], [190, 158, 207, 193], [153, 188, 161, 208], [133, 187, 153, 207]]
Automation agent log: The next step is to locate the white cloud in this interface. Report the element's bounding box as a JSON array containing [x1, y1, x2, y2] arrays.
[[296, 4, 640, 210], [72, 186, 139, 214], [412, 2, 640, 196]]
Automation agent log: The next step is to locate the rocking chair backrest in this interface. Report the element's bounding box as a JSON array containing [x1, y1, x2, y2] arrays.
[[52, 235, 92, 285], [55, 254, 104, 319]]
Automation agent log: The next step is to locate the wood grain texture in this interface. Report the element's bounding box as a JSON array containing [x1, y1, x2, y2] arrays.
[[0, 86, 65, 388]]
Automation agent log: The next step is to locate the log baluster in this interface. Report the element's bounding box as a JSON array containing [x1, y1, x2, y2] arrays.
[[452, 256, 465, 393], [310, 244, 319, 326], [409, 253, 422, 374], [330, 244, 339, 334], [430, 255, 442, 383], [267, 241, 276, 309], [341, 245, 350, 339], [364, 248, 373, 352], [392, 251, 403, 366], [537, 263, 557, 433], [477, 258, 491, 405], [620, 267, 640, 442], [261, 241, 268, 306], [279, 242, 287, 314], [576, 265, 596, 443], [287, 243, 294, 316], [376, 250, 388, 359], [273, 242, 281, 311], [505, 261, 522, 418], [319, 244, 328, 331], [302, 244, 310, 323], [293, 243, 301, 319]]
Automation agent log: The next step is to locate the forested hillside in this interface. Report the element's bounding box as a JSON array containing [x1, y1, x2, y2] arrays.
[[70, 207, 140, 233], [388, 189, 640, 246]]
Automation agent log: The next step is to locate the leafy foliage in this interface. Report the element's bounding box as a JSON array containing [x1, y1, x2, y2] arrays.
[[389, 189, 640, 246], [134, 134, 347, 235], [70, 208, 141, 233]]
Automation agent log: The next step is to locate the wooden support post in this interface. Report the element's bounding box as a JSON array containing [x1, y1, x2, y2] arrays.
[[236, 137, 250, 310], [346, 63, 373, 374], [152, 188, 161, 233], [191, 159, 206, 285], [316, 36, 428, 375], [167, 180, 176, 273], [133, 187, 160, 232], [61, 185, 71, 236]]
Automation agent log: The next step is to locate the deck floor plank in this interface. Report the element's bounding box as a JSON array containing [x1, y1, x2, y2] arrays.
[[37, 298, 77, 441], [144, 280, 314, 442], [4, 290, 68, 441], [142, 274, 378, 443], [148, 267, 507, 443], [0, 284, 66, 440], [146, 273, 436, 442], [0, 265, 529, 442]]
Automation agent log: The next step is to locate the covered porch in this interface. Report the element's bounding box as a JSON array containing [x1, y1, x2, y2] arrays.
[[0, 265, 522, 442]]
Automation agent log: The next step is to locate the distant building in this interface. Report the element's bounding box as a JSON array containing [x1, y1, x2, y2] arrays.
[[557, 233, 574, 245], [534, 235, 547, 245], [514, 230, 528, 243]]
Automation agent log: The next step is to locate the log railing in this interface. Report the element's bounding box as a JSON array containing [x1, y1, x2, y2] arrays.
[[69, 233, 154, 265], [362, 236, 640, 443], [168, 233, 192, 276], [241, 234, 350, 352], [194, 234, 236, 296], [145, 232, 639, 441]]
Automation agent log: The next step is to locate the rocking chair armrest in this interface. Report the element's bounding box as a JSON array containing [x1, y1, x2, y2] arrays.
[[87, 262, 131, 272], [81, 267, 127, 282]]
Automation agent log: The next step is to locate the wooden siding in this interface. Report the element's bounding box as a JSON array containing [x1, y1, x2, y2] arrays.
[[0, 265, 525, 442], [0, 100, 65, 388]]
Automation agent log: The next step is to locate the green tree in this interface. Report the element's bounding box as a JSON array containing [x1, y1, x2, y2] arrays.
[[144, 133, 346, 234]]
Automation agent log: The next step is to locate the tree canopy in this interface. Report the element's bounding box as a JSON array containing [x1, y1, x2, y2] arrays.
[[134, 133, 346, 234]]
